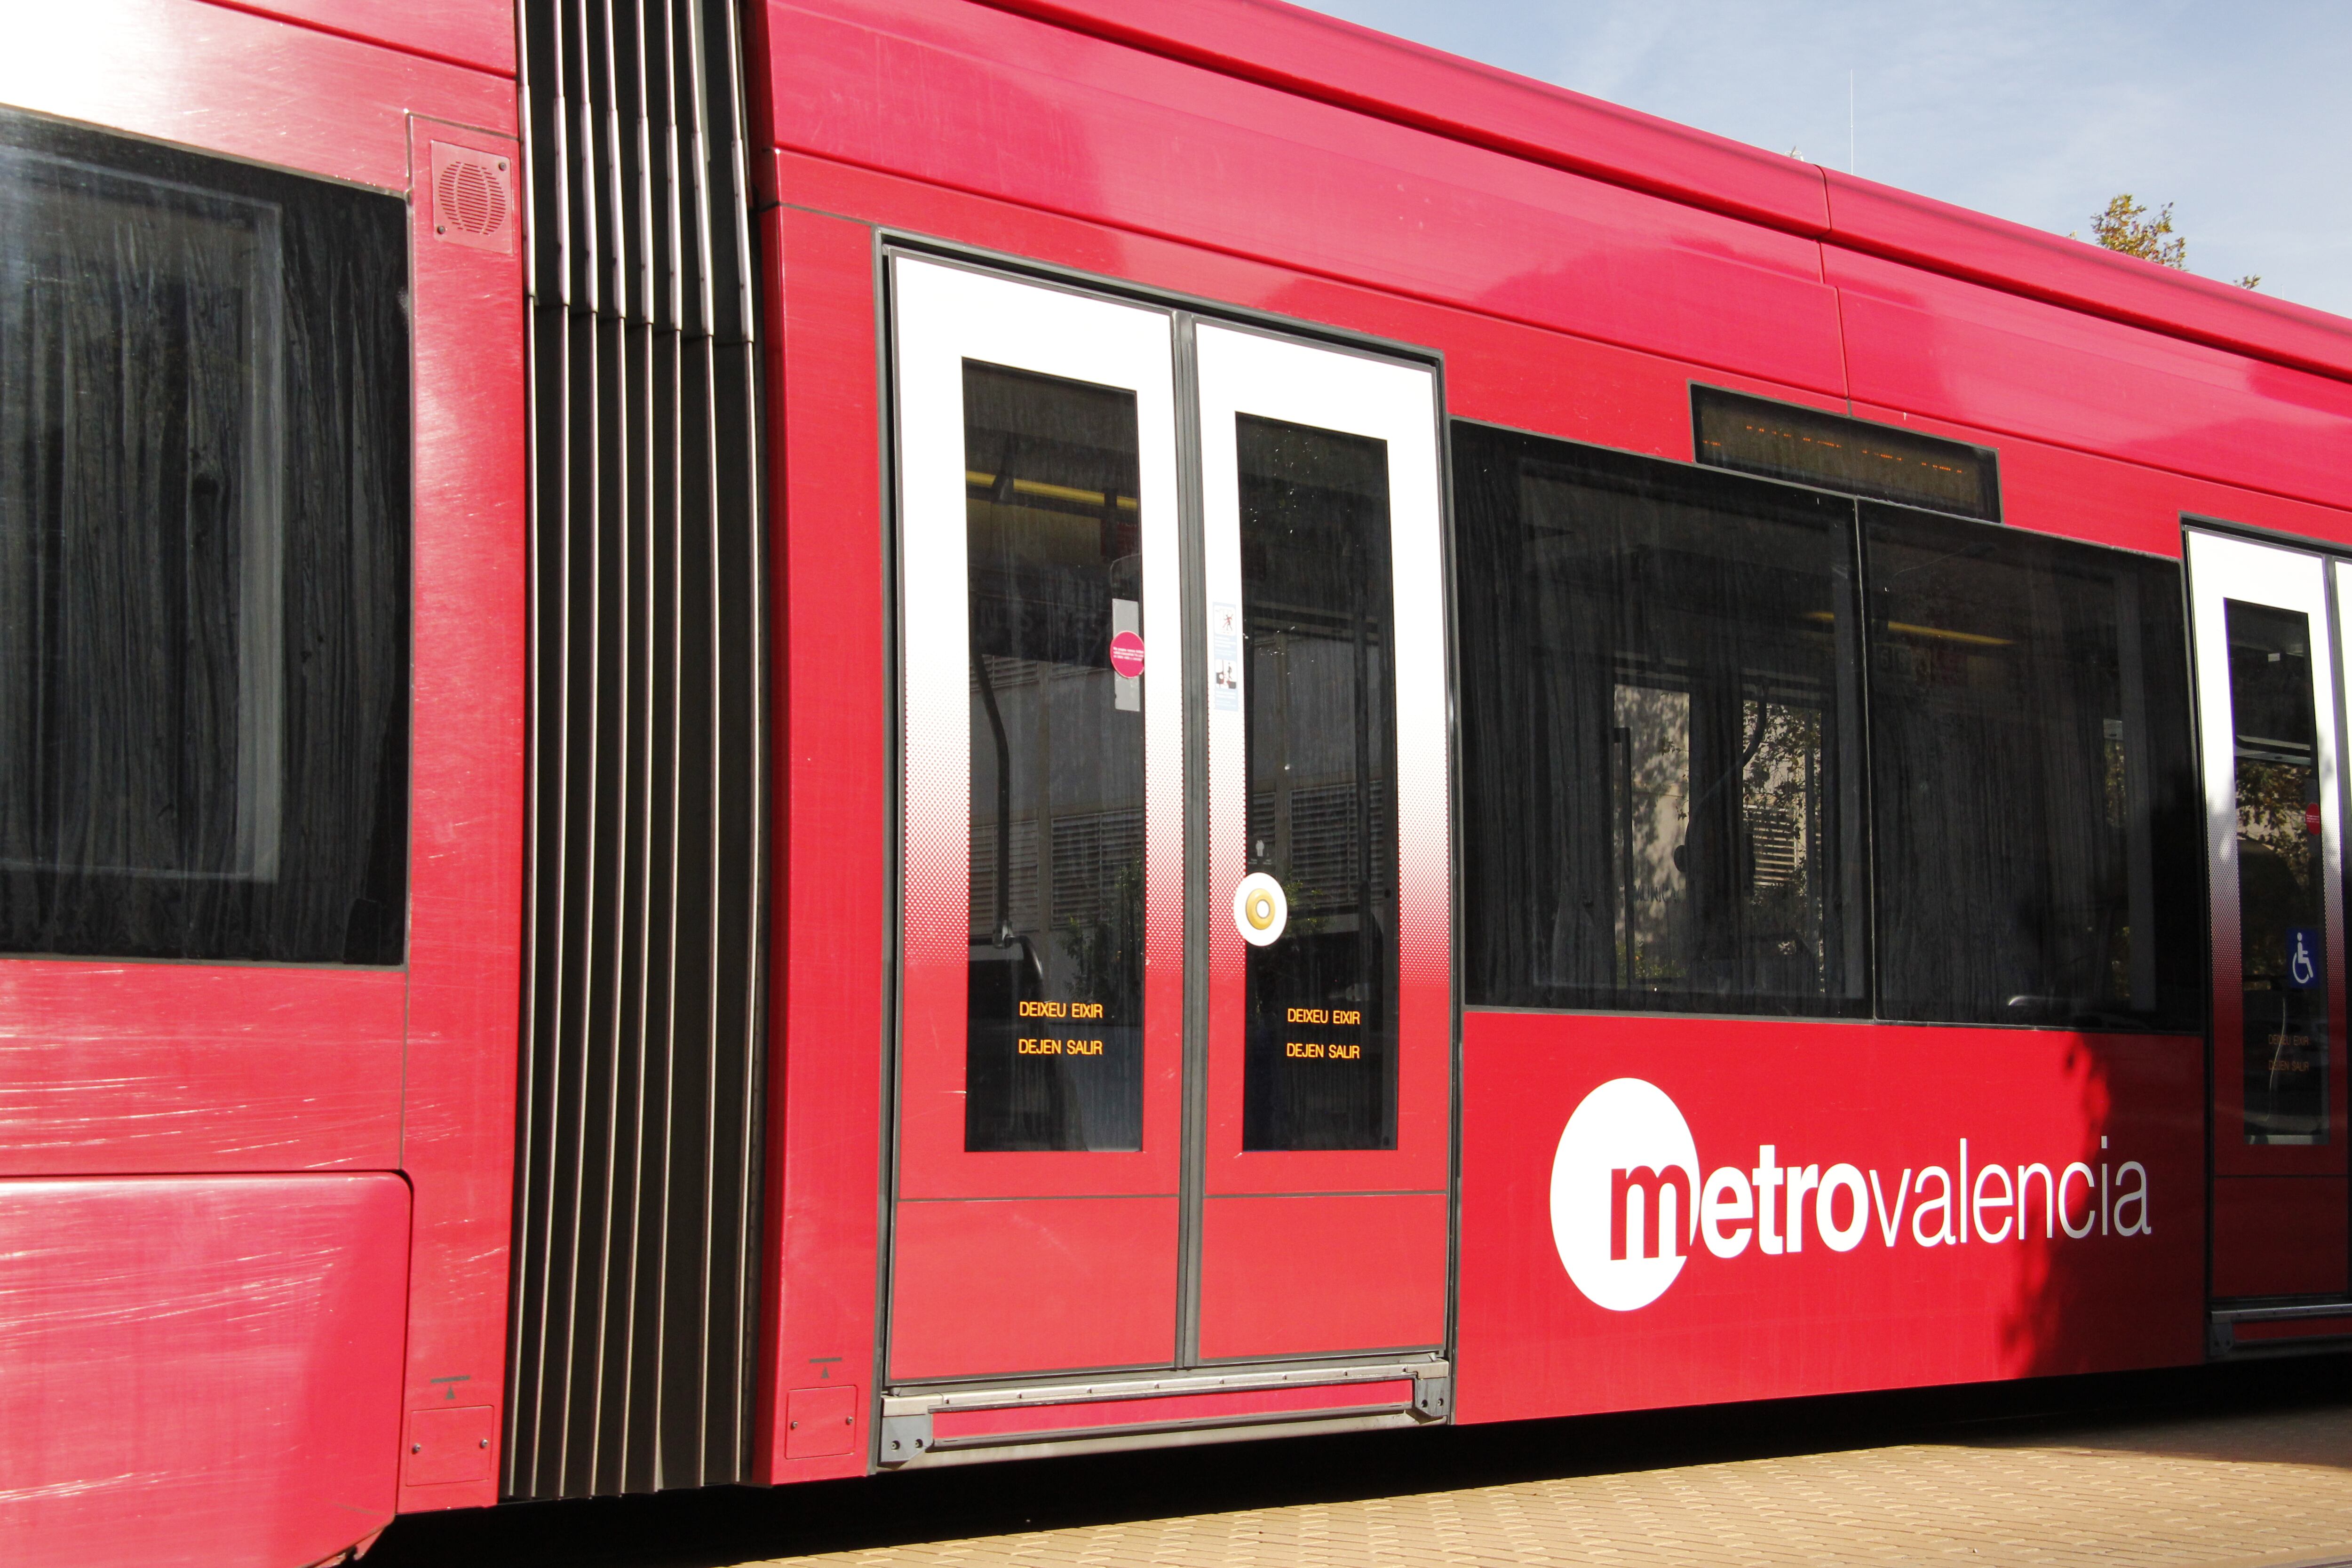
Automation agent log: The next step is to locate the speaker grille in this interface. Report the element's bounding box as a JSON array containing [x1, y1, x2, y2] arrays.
[[429, 140, 514, 252], [507, 0, 768, 1499], [440, 157, 508, 235]]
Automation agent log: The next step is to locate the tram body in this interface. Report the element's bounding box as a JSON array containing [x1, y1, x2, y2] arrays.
[[7, 0, 2352, 1562]]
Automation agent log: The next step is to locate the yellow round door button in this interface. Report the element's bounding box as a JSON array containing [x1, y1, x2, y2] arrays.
[[1233, 872, 1287, 947]]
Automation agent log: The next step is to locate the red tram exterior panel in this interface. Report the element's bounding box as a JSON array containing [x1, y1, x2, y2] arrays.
[[1456, 1015, 2205, 1420], [742, 0, 2352, 1486], [749, 0, 2346, 1472], [0, 0, 524, 1555], [8, 0, 2352, 1560]]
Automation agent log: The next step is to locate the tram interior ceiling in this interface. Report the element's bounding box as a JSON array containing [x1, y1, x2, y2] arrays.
[[1454, 420, 2204, 1033]]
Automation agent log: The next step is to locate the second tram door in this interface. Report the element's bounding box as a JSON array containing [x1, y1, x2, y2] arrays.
[[1193, 326, 1452, 1361], [2187, 531, 2351, 1299], [885, 259, 1453, 1387]]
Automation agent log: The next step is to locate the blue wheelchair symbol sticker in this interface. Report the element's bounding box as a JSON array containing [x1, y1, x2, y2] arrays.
[[2288, 926, 2322, 989]]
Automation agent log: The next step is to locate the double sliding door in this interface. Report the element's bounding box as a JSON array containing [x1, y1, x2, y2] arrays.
[[886, 258, 1451, 1384]]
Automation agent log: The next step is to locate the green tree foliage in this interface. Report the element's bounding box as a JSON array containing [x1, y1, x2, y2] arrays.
[[2081, 193, 2261, 289], [2090, 194, 2187, 267]]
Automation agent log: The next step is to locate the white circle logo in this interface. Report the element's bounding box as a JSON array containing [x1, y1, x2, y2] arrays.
[[1232, 872, 1287, 947], [1550, 1078, 1700, 1312]]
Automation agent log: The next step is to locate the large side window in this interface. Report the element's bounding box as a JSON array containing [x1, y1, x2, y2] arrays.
[[0, 110, 410, 965], [1863, 507, 2201, 1029], [1455, 424, 1869, 1016], [1457, 416, 2203, 1033]]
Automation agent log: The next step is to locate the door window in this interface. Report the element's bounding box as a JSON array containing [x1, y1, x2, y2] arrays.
[[962, 361, 1148, 1152], [1236, 414, 1400, 1152], [2225, 600, 2329, 1142]]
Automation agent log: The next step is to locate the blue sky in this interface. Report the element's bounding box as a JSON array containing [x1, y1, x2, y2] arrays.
[[1307, 0, 2351, 319]]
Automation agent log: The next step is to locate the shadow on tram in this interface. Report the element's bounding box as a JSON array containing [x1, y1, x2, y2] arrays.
[[1998, 1032, 2162, 1381], [373, 1355, 2352, 1568]]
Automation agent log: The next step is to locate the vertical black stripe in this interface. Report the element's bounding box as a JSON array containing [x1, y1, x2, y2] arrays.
[[509, 0, 768, 1500]]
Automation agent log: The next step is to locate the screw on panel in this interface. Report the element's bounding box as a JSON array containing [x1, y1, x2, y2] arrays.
[[879, 1412, 933, 1465]]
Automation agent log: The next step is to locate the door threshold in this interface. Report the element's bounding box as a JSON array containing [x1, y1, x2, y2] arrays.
[[879, 1355, 1450, 1467], [2209, 1300, 2352, 1357]]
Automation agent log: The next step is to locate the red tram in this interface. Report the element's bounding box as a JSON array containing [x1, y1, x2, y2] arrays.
[[6, 0, 2352, 1562]]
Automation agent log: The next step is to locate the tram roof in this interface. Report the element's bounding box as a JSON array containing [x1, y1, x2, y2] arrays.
[[984, 0, 2352, 387]]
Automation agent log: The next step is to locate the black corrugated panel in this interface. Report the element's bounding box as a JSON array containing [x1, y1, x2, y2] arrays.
[[508, 0, 767, 1499]]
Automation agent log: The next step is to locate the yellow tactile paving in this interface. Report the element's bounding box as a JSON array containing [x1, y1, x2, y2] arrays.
[[740, 1406, 2352, 1568]]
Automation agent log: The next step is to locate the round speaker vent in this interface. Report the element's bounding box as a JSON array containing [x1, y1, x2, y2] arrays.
[[428, 141, 514, 255]]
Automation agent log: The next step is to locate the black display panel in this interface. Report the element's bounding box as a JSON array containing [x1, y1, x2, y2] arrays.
[[1694, 386, 2000, 522]]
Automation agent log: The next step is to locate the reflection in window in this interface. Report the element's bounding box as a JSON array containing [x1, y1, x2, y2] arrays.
[[1238, 415, 1398, 1151], [1454, 426, 1867, 1016], [0, 111, 409, 964], [962, 361, 1145, 1151], [2225, 600, 2328, 1143], [1864, 509, 2201, 1030]]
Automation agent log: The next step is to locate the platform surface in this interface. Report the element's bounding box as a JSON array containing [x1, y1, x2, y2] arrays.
[[739, 1402, 2352, 1568]]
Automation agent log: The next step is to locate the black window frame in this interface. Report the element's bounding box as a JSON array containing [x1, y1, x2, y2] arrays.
[[1858, 500, 2205, 1032], [0, 108, 413, 968], [1454, 410, 2205, 1035], [1454, 421, 1874, 1022]]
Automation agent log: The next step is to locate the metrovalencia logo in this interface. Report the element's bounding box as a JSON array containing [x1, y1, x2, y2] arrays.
[[1549, 1077, 2153, 1312]]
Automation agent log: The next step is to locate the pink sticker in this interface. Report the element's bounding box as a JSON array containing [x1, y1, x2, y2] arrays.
[[1109, 630, 1145, 680]]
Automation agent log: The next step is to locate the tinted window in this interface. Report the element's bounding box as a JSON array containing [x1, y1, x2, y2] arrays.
[[2223, 599, 2328, 1138], [1237, 415, 1399, 1151], [962, 361, 1145, 1151], [1456, 423, 1869, 1016], [1863, 508, 2201, 1029], [0, 111, 409, 964]]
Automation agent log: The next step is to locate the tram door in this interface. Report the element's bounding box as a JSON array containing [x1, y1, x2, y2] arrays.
[[1192, 325, 1452, 1360], [2187, 531, 2350, 1299], [884, 259, 1453, 1384]]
